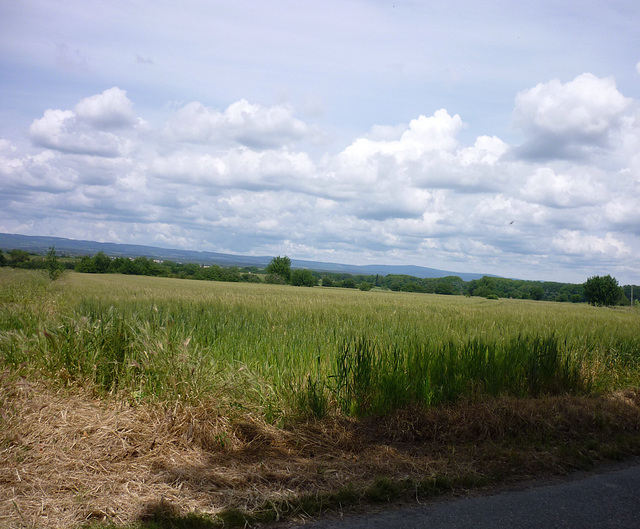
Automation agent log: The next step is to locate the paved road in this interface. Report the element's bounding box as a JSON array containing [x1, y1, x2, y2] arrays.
[[295, 463, 640, 528]]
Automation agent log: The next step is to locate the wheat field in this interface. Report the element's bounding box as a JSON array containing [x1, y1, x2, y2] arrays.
[[2, 269, 638, 418]]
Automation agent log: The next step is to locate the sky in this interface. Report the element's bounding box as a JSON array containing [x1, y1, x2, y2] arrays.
[[1, 1, 639, 284]]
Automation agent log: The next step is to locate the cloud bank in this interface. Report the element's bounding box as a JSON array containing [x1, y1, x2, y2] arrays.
[[1, 73, 639, 283]]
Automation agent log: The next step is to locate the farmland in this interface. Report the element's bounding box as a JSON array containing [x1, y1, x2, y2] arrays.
[[2, 269, 640, 528]]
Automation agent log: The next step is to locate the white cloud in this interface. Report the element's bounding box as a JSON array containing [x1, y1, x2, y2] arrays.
[[333, 111, 510, 195], [552, 231, 630, 259], [0, 148, 75, 195], [513, 73, 632, 160], [605, 197, 640, 231], [0, 139, 17, 155], [29, 109, 129, 157], [459, 136, 508, 166], [472, 194, 547, 229], [149, 147, 315, 191], [340, 109, 462, 165], [74, 87, 136, 128], [520, 167, 608, 208], [28, 88, 139, 156], [164, 99, 308, 149]]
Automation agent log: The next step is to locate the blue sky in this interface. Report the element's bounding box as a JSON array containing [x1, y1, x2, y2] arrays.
[[1, 0, 639, 283]]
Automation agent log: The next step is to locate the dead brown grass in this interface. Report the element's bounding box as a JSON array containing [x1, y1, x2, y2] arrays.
[[2, 375, 640, 528]]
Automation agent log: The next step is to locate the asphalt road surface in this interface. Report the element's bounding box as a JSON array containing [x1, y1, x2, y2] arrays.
[[295, 462, 640, 528]]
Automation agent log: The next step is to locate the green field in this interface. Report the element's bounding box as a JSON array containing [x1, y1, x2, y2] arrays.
[[3, 268, 640, 528], [2, 268, 639, 419]]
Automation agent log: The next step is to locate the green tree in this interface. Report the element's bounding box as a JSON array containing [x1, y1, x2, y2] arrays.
[[528, 285, 545, 301], [583, 275, 623, 306], [8, 249, 30, 266], [0, 249, 6, 267], [265, 255, 291, 282], [75, 256, 96, 273], [434, 282, 454, 295], [290, 269, 317, 287], [110, 257, 132, 274], [265, 273, 287, 284], [473, 285, 493, 298], [342, 277, 356, 289], [321, 276, 334, 287], [45, 246, 62, 280], [130, 256, 162, 276], [93, 251, 112, 273]]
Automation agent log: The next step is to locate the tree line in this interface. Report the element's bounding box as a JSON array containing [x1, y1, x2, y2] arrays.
[[0, 248, 635, 306]]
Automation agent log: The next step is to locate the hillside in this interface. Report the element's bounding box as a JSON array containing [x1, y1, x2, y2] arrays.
[[0, 232, 492, 281]]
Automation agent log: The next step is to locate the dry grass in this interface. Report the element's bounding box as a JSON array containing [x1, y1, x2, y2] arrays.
[[2, 374, 640, 529]]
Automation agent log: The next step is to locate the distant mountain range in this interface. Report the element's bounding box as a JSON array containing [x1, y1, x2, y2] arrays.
[[0, 233, 493, 281]]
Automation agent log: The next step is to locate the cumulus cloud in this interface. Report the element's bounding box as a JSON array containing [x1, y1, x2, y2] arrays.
[[29, 109, 127, 156], [333, 111, 508, 196], [605, 197, 640, 231], [149, 148, 316, 192], [74, 87, 136, 128], [513, 73, 632, 160], [520, 167, 608, 208], [164, 99, 308, 149], [0, 148, 74, 195], [28, 88, 139, 156], [552, 231, 630, 259], [341, 109, 462, 164], [459, 136, 508, 166]]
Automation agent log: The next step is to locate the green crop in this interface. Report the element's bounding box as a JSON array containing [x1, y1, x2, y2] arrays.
[[1, 269, 639, 419]]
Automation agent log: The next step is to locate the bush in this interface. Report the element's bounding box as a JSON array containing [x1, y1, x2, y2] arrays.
[[342, 278, 356, 289], [241, 273, 263, 283], [265, 273, 287, 285], [290, 269, 317, 287]]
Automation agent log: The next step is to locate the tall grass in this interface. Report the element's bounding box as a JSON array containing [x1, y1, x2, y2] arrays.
[[1, 269, 639, 418], [329, 333, 586, 416]]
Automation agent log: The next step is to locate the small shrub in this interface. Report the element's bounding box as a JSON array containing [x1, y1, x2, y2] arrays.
[[265, 273, 286, 285], [290, 269, 317, 287]]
